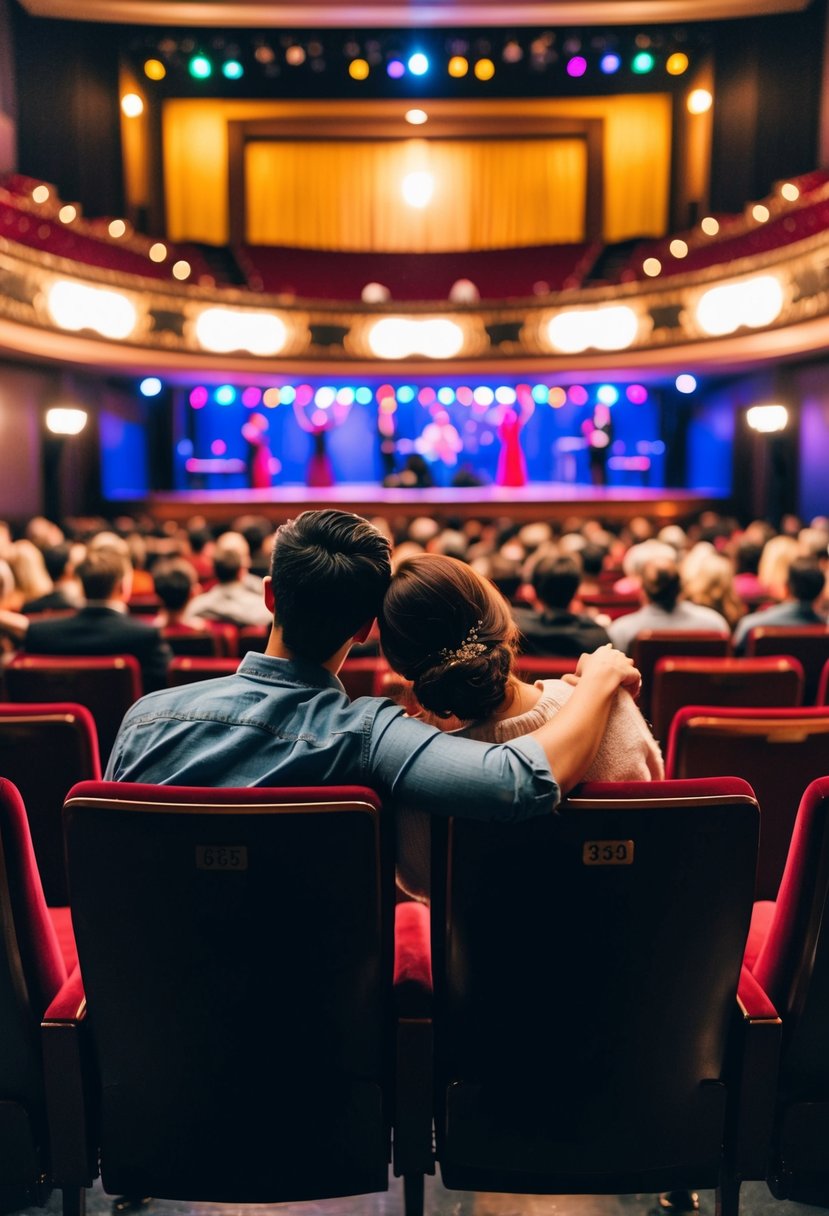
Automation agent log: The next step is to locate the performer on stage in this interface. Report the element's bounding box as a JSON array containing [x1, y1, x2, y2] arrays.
[[496, 391, 534, 488], [241, 412, 276, 489]]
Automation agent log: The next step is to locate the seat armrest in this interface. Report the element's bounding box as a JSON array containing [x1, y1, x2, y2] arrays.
[[392, 902, 434, 1178], [729, 965, 781, 1179], [41, 968, 98, 1187]]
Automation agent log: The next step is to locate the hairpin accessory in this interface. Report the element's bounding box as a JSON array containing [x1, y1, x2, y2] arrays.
[[440, 620, 487, 664]]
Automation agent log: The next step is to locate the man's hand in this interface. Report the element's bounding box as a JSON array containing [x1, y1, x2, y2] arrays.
[[575, 643, 641, 699]]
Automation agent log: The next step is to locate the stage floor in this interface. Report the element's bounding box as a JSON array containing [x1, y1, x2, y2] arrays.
[[142, 483, 727, 526]]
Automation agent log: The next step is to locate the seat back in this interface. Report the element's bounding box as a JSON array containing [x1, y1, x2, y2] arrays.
[[339, 657, 389, 701], [431, 777, 759, 1195], [632, 631, 731, 720], [578, 593, 641, 620], [819, 658, 829, 706], [161, 627, 222, 657], [237, 626, 269, 656], [746, 626, 829, 703], [750, 777, 829, 1206], [167, 656, 238, 687], [514, 655, 579, 683], [5, 655, 142, 767], [0, 704, 100, 905], [666, 706, 829, 899], [0, 779, 69, 1210], [62, 781, 394, 1203], [650, 656, 804, 744]]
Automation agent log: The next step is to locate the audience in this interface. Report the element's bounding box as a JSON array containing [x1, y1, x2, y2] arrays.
[[379, 553, 662, 899], [608, 557, 731, 655], [732, 556, 828, 653], [183, 532, 272, 628], [513, 554, 612, 656]]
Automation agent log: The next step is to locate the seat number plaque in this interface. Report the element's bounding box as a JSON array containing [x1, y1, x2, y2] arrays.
[[196, 845, 248, 870], [582, 840, 634, 865]]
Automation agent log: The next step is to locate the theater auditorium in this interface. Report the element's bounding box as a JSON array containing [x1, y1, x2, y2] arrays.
[[0, 2, 829, 1216]]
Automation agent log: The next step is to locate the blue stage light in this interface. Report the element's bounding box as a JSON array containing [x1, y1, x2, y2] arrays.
[[532, 384, 549, 404], [600, 52, 621, 74], [215, 385, 236, 405], [675, 374, 697, 394], [597, 384, 619, 405], [408, 52, 429, 76], [437, 387, 456, 405], [280, 385, 297, 404], [222, 60, 244, 80], [397, 385, 416, 403], [139, 377, 162, 397], [355, 386, 373, 404]]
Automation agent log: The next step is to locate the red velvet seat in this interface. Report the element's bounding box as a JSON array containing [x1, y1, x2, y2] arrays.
[[339, 657, 390, 700], [818, 658, 829, 705], [167, 656, 238, 686], [43, 782, 430, 1210], [161, 625, 225, 657], [666, 706, 829, 899], [632, 631, 731, 720], [0, 778, 79, 1215], [0, 704, 100, 906], [650, 656, 804, 744], [514, 655, 579, 682], [237, 625, 269, 655], [743, 777, 829, 1206], [5, 654, 142, 770], [745, 626, 829, 703], [578, 592, 641, 620], [426, 778, 777, 1216]]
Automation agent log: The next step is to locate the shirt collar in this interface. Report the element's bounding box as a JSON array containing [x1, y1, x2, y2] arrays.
[[237, 650, 345, 692]]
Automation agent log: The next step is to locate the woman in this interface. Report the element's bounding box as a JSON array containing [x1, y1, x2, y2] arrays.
[[379, 553, 662, 900]]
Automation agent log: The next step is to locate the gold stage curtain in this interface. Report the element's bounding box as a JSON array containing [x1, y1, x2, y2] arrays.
[[245, 137, 587, 250], [161, 96, 671, 248]]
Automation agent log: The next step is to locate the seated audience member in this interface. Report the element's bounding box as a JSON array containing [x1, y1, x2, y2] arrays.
[[608, 558, 730, 655], [513, 555, 612, 656], [152, 560, 208, 629], [379, 553, 662, 900], [732, 556, 827, 654], [681, 549, 746, 629], [613, 539, 676, 596], [8, 540, 53, 610], [0, 548, 172, 691], [106, 510, 641, 853], [732, 538, 766, 602], [577, 542, 609, 598], [757, 534, 800, 601], [183, 533, 272, 628], [22, 542, 82, 613]]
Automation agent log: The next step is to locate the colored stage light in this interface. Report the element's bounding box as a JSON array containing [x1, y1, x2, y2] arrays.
[[675, 374, 697, 394], [448, 56, 469, 77], [473, 386, 494, 406], [438, 387, 455, 405], [144, 59, 166, 81], [189, 55, 212, 79], [315, 386, 336, 408], [548, 387, 567, 408], [211, 440, 227, 456], [418, 387, 436, 405], [263, 388, 281, 407], [387, 58, 405, 79], [296, 384, 313, 406], [408, 52, 429, 76], [597, 384, 619, 406], [700, 216, 719, 236], [46, 407, 87, 436], [600, 53, 620, 74], [285, 45, 306, 66], [349, 59, 370, 80], [631, 51, 655, 74], [568, 385, 589, 405], [189, 387, 208, 408], [626, 384, 648, 404], [746, 404, 788, 433], [108, 219, 127, 238], [149, 242, 167, 262], [222, 60, 244, 80], [139, 377, 162, 397], [566, 56, 587, 78], [336, 387, 354, 405], [377, 384, 396, 402], [666, 52, 689, 75], [405, 108, 428, 125], [781, 182, 800, 201], [456, 386, 473, 405], [121, 93, 144, 117], [402, 172, 434, 208], [177, 439, 193, 457], [215, 385, 236, 405], [474, 58, 495, 81], [58, 205, 77, 223], [502, 40, 523, 64], [495, 386, 516, 405], [355, 386, 373, 404], [242, 387, 262, 407], [280, 386, 296, 404], [669, 239, 688, 258], [531, 384, 548, 405], [687, 88, 712, 114], [31, 185, 50, 203], [312, 410, 328, 427], [642, 257, 662, 277]]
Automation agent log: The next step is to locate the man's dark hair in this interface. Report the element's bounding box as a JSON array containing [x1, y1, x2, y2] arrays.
[[641, 559, 681, 611], [213, 550, 244, 584], [736, 540, 762, 576], [787, 557, 825, 603], [270, 510, 391, 662], [77, 549, 127, 601], [532, 555, 581, 610], [43, 542, 71, 583], [153, 561, 196, 611], [580, 543, 606, 579]]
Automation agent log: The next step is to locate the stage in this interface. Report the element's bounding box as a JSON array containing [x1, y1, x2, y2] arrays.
[[141, 484, 728, 526]]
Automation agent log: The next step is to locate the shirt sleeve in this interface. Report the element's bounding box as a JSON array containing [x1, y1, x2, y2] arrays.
[[366, 703, 560, 822]]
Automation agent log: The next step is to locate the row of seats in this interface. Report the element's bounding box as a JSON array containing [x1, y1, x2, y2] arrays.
[[3, 774, 829, 1215]]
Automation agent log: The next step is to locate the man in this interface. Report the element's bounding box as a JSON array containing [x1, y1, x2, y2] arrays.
[[733, 556, 827, 654], [512, 554, 611, 657], [0, 548, 171, 692], [183, 531, 272, 628], [608, 557, 730, 656], [107, 509, 639, 824]]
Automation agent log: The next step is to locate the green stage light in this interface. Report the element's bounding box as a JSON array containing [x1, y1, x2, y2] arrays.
[[189, 55, 212, 79], [632, 51, 655, 74]]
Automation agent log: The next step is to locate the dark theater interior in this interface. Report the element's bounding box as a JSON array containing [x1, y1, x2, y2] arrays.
[[2, 3, 829, 1216]]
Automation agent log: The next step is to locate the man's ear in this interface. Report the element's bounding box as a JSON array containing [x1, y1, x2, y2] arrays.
[[353, 619, 374, 643], [263, 575, 275, 613]]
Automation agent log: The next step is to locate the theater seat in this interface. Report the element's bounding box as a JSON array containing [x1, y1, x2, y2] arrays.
[[745, 626, 829, 703], [43, 782, 429, 1211], [0, 704, 101, 906], [340, 656, 390, 700], [650, 656, 804, 744], [666, 706, 829, 899], [514, 655, 579, 682], [427, 778, 778, 1216], [743, 777, 829, 1206], [0, 779, 79, 1215], [631, 631, 731, 720]]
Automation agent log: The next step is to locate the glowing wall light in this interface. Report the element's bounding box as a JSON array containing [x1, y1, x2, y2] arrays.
[[121, 93, 144, 117], [47, 280, 137, 340], [195, 308, 288, 356], [402, 171, 434, 208], [546, 305, 639, 354], [696, 275, 784, 337], [46, 407, 88, 435], [687, 88, 713, 114], [747, 404, 789, 433], [368, 317, 464, 359]]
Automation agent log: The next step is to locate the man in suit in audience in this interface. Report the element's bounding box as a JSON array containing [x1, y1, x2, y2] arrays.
[[106, 509, 640, 824], [0, 548, 171, 692], [512, 555, 611, 657]]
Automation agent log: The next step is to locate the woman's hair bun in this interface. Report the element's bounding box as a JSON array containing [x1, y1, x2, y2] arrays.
[[414, 643, 512, 721]]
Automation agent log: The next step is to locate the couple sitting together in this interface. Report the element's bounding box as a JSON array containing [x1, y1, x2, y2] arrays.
[[107, 509, 662, 897]]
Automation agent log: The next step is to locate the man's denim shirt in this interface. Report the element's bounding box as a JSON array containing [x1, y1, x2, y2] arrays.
[[106, 652, 560, 822]]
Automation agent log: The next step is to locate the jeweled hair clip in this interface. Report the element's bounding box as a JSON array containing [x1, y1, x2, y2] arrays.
[[440, 619, 487, 663]]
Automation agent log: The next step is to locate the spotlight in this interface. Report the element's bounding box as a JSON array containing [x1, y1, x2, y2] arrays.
[[46, 408, 88, 435], [121, 93, 144, 117], [781, 182, 800, 201], [222, 60, 244, 79], [172, 260, 191, 280], [675, 374, 697, 394], [189, 55, 212, 79], [687, 88, 713, 114], [597, 384, 619, 405], [405, 108, 428, 125], [149, 242, 168, 262], [666, 52, 689, 75], [143, 58, 166, 81], [349, 58, 370, 80], [752, 204, 770, 223], [474, 58, 495, 80], [139, 377, 163, 397], [632, 51, 655, 74], [566, 56, 587, 78], [669, 239, 688, 258], [600, 52, 621, 74], [108, 219, 127, 238], [58, 204, 77, 223], [285, 45, 306, 66], [387, 58, 405, 79], [402, 171, 434, 208], [215, 385, 237, 405], [448, 55, 469, 77], [746, 404, 788, 433], [700, 216, 720, 236], [31, 185, 50, 203], [642, 257, 662, 277], [408, 52, 429, 76]]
